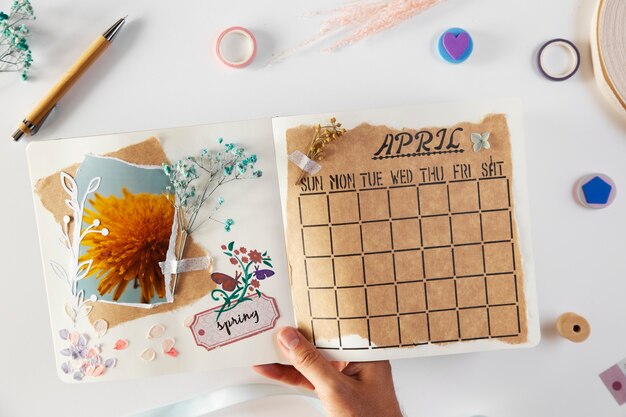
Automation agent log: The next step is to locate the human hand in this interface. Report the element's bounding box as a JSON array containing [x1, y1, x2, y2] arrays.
[[253, 327, 404, 417]]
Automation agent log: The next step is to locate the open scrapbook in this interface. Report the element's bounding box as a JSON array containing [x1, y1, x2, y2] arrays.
[[27, 101, 539, 382]]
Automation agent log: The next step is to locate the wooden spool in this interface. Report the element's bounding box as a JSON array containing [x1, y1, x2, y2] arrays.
[[556, 312, 590, 343]]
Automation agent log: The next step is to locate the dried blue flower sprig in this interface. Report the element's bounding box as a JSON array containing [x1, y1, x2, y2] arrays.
[[163, 138, 262, 264], [0, 0, 35, 81]]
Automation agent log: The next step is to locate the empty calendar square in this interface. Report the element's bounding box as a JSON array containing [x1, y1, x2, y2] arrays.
[[364, 253, 394, 284], [421, 216, 451, 247], [459, 308, 489, 339], [369, 316, 400, 347], [429, 310, 459, 342], [299, 194, 329, 225], [367, 285, 397, 316], [394, 250, 423, 282], [449, 181, 479, 212], [426, 279, 456, 310], [331, 224, 362, 255], [334, 256, 364, 287], [312, 319, 340, 348], [309, 289, 337, 318], [399, 313, 429, 345], [484, 242, 514, 273], [482, 210, 512, 241], [479, 178, 510, 210], [489, 305, 519, 336], [397, 282, 426, 313], [389, 186, 419, 218], [451, 213, 482, 244], [362, 222, 392, 252], [454, 244, 484, 276], [359, 189, 389, 221], [336, 287, 367, 317], [302, 226, 331, 256], [340, 319, 370, 348], [305, 257, 334, 287], [329, 192, 360, 224], [487, 274, 517, 304], [418, 184, 449, 215], [457, 276, 487, 307], [391, 218, 421, 250], [423, 248, 453, 279]]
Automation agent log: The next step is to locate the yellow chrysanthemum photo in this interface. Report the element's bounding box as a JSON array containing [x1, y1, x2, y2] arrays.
[[79, 188, 174, 303]]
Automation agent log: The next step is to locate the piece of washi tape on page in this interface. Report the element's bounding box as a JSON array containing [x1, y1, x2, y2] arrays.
[[591, 0, 626, 115], [216, 26, 257, 68], [537, 38, 580, 81], [288, 150, 322, 175], [159, 256, 211, 275], [600, 361, 626, 405], [128, 383, 323, 417]]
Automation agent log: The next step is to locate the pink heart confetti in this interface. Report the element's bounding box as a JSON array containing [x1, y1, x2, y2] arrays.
[[165, 348, 179, 358], [68, 331, 79, 346], [113, 339, 129, 350], [92, 365, 105, 377]]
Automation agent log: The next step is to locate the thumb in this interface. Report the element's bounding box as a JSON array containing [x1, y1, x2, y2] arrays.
[[277, 327, 342, 391]]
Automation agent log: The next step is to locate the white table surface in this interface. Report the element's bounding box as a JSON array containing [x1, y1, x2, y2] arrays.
[[1, 0, 625, 416]]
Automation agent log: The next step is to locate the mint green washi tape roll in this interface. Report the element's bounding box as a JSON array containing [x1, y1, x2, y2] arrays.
[[127, 383, 323, 417]]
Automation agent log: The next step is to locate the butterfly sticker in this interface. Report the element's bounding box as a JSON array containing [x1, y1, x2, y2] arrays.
[[252, 265, 275, 280], [211, 271, 241, 291], [471, 132, 491, 152]]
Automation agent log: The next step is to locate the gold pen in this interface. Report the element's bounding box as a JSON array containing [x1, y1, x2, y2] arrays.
[[11, 16, 127, 141]]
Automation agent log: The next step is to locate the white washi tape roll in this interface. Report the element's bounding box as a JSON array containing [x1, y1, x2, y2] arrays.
[[216, 26, 257, 68], [288, 150, 322, 175], [591, 0, 626, 115]]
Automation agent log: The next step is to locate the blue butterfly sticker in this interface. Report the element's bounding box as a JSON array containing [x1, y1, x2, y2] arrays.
[[471, 132, 491, 152]]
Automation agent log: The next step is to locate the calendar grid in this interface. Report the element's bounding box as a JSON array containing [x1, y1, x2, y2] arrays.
[[300, 176, 522, 350]]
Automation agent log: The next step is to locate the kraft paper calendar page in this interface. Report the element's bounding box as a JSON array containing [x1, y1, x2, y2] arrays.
[[273, 101, 540, 361]]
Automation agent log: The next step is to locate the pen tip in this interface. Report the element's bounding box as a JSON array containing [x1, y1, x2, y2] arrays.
[[11, 129, 24, 141]]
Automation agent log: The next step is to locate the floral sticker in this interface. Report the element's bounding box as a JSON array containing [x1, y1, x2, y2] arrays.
[[210, 242, 275, 320]]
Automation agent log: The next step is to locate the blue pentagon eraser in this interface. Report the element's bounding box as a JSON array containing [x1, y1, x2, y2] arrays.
[[575, 173, 616, 209]]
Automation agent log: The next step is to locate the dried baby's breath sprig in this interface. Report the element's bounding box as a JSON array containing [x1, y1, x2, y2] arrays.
[[296, 117, 346, 185], [0, 0, 35, 81]]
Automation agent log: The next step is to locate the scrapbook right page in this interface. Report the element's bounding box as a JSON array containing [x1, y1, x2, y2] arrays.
[[273, 101, 540, 361]]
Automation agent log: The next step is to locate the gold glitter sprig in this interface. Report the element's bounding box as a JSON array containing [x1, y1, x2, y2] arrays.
[[296, 117, 346, 185]]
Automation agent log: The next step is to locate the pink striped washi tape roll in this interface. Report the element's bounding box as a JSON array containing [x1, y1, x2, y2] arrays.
[[215, 26, 257, 68]]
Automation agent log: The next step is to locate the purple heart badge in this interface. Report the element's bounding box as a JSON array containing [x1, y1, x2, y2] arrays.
[[439, 28, 473, 63]]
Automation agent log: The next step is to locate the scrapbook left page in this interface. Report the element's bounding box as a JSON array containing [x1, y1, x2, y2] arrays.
[[27, 119, 294, 382]]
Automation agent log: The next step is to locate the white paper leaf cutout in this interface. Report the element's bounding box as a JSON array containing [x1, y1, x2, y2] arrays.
[[140, 348, 156, 361], [183, 316, 194, 328], [85, 177, 101, 194], [77, 290, 84, 307], [147, 324, 166, 339], [60, 172, 77, 198], [93, 319, 108, 338], [49, 261, 68, 282], [65, 199, 79, 213], [82, 305, 93, 317], [162, 338, 175, 353], [64, 303, 76, 321], [75, 260, 93, 281]]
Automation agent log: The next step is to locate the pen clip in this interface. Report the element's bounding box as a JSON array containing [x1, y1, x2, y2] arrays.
[[29, 104, 57, 135]]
